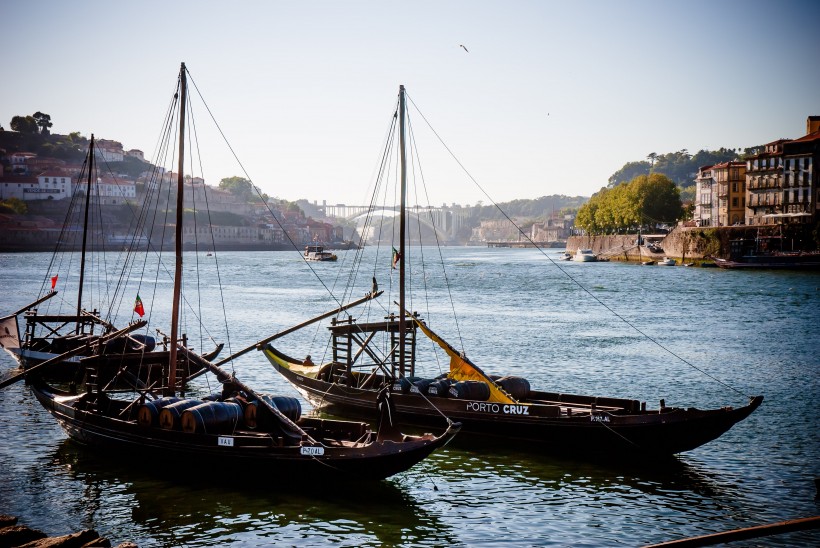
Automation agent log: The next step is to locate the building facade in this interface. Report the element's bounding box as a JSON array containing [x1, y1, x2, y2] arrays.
[[695, 165, 716, 226], [714, 161, 746, 226], [746, 140, 786, 225]]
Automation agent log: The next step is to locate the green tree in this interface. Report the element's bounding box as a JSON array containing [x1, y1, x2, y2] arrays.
[[0, 197, 28, 214], [10, 115, 39, 134], [576, 173, 682, 234], [608, 160, 650, 187], [219, 176, 265, 203], [33, 112, 52, 135]]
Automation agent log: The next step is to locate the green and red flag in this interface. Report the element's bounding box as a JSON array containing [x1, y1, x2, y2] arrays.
[[50, 275, 58, 289], [391, 247, 401, 269], [134, 294, 145, 317]]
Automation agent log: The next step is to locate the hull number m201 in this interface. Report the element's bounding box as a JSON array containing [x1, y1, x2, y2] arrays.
[[300, 446, 325, 456], [466, 402, 530, 415]]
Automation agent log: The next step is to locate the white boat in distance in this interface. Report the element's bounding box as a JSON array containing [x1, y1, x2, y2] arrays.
[[573, 249, 597, 262], [657, 257, 676, 266]]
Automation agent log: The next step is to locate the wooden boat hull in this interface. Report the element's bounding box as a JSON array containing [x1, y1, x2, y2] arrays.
[[265, 345, 762, 457], [29, 380, 459, 482], [714, 255, 820, 269]]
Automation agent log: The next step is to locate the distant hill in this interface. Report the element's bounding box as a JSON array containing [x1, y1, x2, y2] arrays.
[[607, 147, 761, 190]]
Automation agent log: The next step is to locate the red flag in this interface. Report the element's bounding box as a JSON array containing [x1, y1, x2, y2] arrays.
[[134, 294, 145, 317], [51, 275, 58, 289]]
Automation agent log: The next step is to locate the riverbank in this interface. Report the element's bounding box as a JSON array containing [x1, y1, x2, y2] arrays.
[[567, 225, 818, 262]]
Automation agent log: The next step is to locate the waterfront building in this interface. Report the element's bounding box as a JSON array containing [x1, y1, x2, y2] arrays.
[[33, 171, 73, 200], [0, 175, 39, 200], [695, 165, 716, 226], [714, 161, 746, 226], [745, 140, 786, 225], [778, 118, 819, 225]]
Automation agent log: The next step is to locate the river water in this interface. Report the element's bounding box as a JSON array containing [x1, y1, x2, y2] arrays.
[[1, 248, 818, 547]]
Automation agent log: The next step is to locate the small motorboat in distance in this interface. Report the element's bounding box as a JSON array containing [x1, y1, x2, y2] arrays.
[[304, 244, 338, 262], [573, 249, 597, 262], [657, 257, 676, 266]]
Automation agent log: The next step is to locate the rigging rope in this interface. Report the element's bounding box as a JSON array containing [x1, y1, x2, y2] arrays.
[[405, 93, 749, 399]]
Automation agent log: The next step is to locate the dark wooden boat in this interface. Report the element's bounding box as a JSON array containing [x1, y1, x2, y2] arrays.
[[8, 64, 458, 482], [0, 137, 218, 386], [714, 235, 820, 269], [263, 85, 763, 458]]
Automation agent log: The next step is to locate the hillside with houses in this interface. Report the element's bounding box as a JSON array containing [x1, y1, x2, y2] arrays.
[[0, 131, 349, 251]]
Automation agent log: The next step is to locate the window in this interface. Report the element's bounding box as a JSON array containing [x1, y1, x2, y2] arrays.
[[732, 197, 738, 207]]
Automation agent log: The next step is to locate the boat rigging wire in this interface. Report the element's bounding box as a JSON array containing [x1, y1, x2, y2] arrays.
[[405, 93, 749, 400]]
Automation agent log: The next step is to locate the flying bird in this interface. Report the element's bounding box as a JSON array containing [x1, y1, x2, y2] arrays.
[[459, 44, 469, 53]]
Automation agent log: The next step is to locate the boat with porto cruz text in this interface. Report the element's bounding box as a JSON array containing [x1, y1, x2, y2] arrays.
[[263, 85, 763, 458]]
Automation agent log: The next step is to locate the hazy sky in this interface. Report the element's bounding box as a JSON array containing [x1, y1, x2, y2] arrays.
[[3, 0, 819, 206]]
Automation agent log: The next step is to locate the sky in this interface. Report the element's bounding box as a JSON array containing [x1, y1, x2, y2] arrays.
[[3, 0, 819, 207]]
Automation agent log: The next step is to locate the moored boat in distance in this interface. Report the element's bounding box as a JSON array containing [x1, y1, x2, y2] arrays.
[[304, 244, 338, 262], [573, 249, 597, 262], [657, 257, 676, 266], [715, 235, 820, 270]]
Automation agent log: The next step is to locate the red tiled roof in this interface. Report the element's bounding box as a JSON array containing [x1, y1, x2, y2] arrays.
[[788, 130, 820, 144]]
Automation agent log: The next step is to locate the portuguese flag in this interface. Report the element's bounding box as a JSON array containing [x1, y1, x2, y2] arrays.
[[134, 294, 145, 317]]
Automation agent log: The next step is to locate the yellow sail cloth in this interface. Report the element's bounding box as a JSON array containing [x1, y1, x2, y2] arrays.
[[408, 314, 516, 404]]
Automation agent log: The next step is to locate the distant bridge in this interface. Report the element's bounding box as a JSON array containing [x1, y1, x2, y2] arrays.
[[321, 204, 472, 240]]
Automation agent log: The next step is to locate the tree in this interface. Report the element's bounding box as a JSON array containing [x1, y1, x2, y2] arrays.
[[218, 176, 264, 203], [33, 112, 53, 135], [608, 160, 650, 187], [576, 173, 682, 234], [10, 115, 39, 134], [0, 197, 28, 214]]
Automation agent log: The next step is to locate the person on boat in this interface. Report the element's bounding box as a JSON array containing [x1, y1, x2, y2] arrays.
[[304, 354, 313, 366]]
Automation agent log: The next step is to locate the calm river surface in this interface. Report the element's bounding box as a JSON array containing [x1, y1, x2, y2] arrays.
[[1, 248, 818, 547]]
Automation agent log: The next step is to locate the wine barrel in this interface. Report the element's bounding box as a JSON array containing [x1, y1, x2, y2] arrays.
[[158, 399, 203, 430], [244, 395, 302, 429], [137, 397, 182, 428], [448, 380, 491, 401], [391, 376, 419, 394], [496, 376, 530, 400], [427, 378, 451, 398], [410, 378, 434, 395], [181, 401, 243, 434]]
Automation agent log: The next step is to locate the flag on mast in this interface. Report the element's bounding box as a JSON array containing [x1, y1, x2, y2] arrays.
[[391, 247, 401, 269], [51, 275, 58, 289], [134, 294, 145, 317]]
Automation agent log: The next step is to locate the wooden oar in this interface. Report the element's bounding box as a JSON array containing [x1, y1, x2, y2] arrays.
[[10, 291, 58, 317], [178, 346, 314, 442], [0, 320, 147, 390], [212, 289, 383, 368]]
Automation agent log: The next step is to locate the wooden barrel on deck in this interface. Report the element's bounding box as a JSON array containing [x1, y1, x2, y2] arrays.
[[496, 376, 530, 400], [137, 397, 183, 428], [448, 380, 491, 401], [410, 378, 434, 395], [158, 399, 203, 430], [244, 395, 301, 429], [427, 378, 451, 397], [181, 401, 243, 434]]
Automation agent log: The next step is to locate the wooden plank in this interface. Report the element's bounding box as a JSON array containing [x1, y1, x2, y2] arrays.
[[642, 515, 820, 547]]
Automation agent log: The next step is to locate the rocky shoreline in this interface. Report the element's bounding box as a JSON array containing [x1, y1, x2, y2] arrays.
[[0, 515, 136, 548]]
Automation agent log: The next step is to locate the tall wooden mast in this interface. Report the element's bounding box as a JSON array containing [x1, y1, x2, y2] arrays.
[[398, 85, 407, 378], [168, 62, 187, 395], [75, 134, 94, 334]]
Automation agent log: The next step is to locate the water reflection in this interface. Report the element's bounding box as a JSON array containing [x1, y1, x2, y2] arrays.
[[44, 440, 457, 547]]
